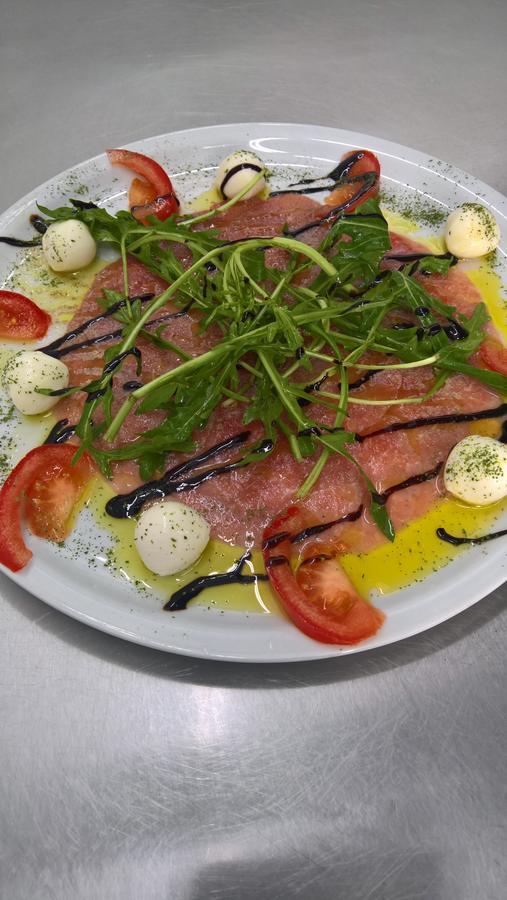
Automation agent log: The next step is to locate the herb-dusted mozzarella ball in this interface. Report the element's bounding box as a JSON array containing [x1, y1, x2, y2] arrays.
[[444, 203, 500, 258], [444, 435, 507, 505], [4, 351, 69, 415], [216, 150, 266, 200], [42, 220, 97, 272], [135, 500, 210, 576]]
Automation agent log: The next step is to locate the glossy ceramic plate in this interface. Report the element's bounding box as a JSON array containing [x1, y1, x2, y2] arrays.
[[0, 123, 506, 662]]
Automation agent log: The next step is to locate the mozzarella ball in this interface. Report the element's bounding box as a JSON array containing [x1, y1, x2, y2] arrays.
[[444, 203, 500, 258], [4, 351, 69, 415], [216, 150, 266, 200], [135, 500, 210, 576], [42, 220, 97, 272], [444, 435, 507, 505]]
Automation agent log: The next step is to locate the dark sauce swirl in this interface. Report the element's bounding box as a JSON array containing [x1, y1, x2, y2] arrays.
[[41, 293, 156, 356], [30, 214, 49, 235], [220, 162, 262, 198], [290, 504, 364, 544], [43, 299, 191, 360], [270, 151, 368, 197], [164, 552, 268, 611], [0, 235, 42, 248], [436, 527, 507, 546], [372, 462, 443, 506], [285, 173, 378, 238], [43, 419, 76, 444], [0, 212, 49, 246], [357, 404, 507, 443], [106, 431, 253, 518]]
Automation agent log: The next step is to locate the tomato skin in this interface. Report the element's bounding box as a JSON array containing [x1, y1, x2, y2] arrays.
[[128, 177, 157, 209], [479, 339, 507, 376], [0, 445, 94, 572], [131, 192, 180, 224], [107, 149, 180, 223], [25, 451, 94, 542], [324, 149, 380, 213], [107, 148, 173, 195], [0, 290, 51, 341], [262, 506, 384, 645]]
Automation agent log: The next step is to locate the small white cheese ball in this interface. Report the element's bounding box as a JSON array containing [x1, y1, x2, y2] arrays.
[[4, 351, 69, 415], [135, 500, 211, 576], [42, 220, 97, 272], [216, 150, 266, 200], [444, 203, 500, 258], [444, 435, 507, 505]]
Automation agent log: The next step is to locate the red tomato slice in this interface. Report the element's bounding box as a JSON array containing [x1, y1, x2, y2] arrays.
[[107, 148, 174, 196], [479, 339, 507, 376], [324, 149, 380, 213], [0, 445, 94, 572], [131, 192, 180, 224], [128, 176, 158, 209], [25, 451, 94, 543], [0, 290, 51, 341], [262, 506, 384, 645], [107, 149, 180, 223]]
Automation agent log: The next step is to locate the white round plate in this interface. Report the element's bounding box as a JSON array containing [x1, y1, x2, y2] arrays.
[[1, 123, 506, 662]]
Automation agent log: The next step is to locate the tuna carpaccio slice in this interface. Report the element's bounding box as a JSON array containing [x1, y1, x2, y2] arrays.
[[55, 195, 503, 551]]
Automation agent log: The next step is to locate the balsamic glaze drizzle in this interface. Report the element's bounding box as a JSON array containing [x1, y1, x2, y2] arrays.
[[219, 163, 262, 198], [297, 371, 330, 406], [164, 552, 268, 611], [103, 347, 141, 375], [0, 212, 50, 246], [436, 527, 507, 546], [70, 199, 99, 210], [384, 251, 455, 264], [106, 431, 253, 518], [42, 294, 154, 354], [300, 553, 333, 565], [356, 404, 507, 443], [444, 318, 469, 341], [290, 504, 363, 544], [298, 368, 381, 408], [270, 151, 367, 197], [43, 419, 76, 444], [285, 173, 378, 238], [262, 531, 290, 551], [349, 369, 382, 390], [372, 462, 443, 506], [0, 235, 41, 248], [265, 555, 290, 568], [43, 299, 192, 359], [30, 214, 49, 234]]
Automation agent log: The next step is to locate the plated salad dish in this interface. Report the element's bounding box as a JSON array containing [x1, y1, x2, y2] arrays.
[[0, 124, 506, 658]]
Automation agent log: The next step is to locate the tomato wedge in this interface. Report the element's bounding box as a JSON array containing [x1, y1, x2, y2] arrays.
[[107, 148, 180, 223], [128, 177, 157, 209], [0, 444, 94, 572], [0, 290, 51, 341], [262, 506, 384, 645], [479, 338, 507, 376], [131, 193, 180, 224], [324, 149, 380, 213], [107, 148, 173, 195]]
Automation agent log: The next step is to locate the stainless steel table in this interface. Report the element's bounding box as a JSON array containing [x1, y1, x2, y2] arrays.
[[1, 2, 506, 898]]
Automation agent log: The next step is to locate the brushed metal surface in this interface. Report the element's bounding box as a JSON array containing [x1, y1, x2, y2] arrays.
[[1, 1, 506, 898]]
